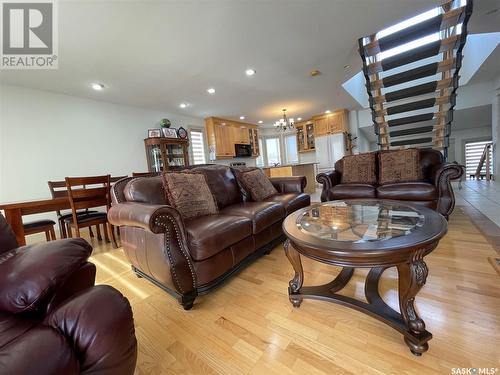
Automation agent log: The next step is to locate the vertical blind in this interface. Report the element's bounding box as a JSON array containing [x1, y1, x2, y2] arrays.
[[190, 130, 206, 165], [465, 140, 493, 177]]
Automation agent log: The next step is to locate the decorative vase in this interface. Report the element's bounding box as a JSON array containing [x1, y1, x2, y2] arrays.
[[160, 118, 171, 128]]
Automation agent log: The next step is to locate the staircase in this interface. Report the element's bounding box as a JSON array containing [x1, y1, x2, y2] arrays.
[[358, 0, 473, 159]]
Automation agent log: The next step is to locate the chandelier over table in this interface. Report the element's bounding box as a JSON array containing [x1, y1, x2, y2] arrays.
[[274, 109, 294, 132]]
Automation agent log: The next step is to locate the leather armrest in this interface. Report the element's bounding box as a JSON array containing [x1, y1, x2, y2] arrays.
[[430, 163, 464, 220], [316, 171, 341, 202], [0, 238, 92, 313], [269, 176, 307, 193], [108, 202, 197, 300], [108, 202, 184, 234], [46, 285, 137, 374]]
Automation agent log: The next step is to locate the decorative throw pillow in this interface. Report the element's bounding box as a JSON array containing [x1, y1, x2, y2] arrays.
[[162, 172, 218, 219], [233, 168, 278, 201], [379, 148, 422, 184], [341, 153, 377, 184]]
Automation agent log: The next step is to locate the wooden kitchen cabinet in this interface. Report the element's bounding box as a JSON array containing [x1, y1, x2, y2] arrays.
[[313, 109, 348, 137], [296, 121, 315, 152], [205, 117, 259, 159]]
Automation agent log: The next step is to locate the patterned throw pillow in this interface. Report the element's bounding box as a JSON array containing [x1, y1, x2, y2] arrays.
[[379, 148, 422, 184], [341, 153, 377, 184], [161, 172, 218, 219], [234, 168, 278, 201]]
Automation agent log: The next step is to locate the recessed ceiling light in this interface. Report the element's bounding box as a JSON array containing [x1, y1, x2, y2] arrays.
[[258, 120, 263, 124], [240, 116, 245, 120], [343, 64, 351, 69], [207, 88, 216, 94], [325, 110, 331, 114], [245, 68, 256, 76], [91, 83, 104, 91], [179, 103, 188, 108], [297, 117, 302, 121]]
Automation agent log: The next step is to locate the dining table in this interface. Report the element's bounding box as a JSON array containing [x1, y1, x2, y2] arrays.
[[0, 197, 71, 245]]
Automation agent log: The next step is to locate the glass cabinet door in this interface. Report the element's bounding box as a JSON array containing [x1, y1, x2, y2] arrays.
[[165, 144, 186, 167], [148, 144, 164, 172], [306, 124, 315, 149]]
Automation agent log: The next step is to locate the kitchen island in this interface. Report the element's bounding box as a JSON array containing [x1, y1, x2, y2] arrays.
[[262, 162, 317, 194]]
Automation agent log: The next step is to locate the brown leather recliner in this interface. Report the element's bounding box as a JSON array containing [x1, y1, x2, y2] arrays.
[[316, 149, 463, 220], [0, 214, 137, 375], [108, 165, 311, 309]]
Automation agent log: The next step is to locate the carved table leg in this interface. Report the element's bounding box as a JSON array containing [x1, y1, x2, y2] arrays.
[[284, 239, 304, 308], [397, 257, 429, 356]]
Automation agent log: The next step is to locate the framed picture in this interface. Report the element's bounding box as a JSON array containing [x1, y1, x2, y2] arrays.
[[177, 126, 188, 139], [162, 127, 178, 138], [148, 128, 162, 138]]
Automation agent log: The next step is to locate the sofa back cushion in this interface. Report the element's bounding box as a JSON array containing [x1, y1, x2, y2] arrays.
[[189, 165, 243, 209], [162, 172, 218, 219], [379, 148, 422, 184], [419, 148, 444, 180], [123, 176, 167, 205], [233, 168, 278, 201], [341, 153, 377, 184]]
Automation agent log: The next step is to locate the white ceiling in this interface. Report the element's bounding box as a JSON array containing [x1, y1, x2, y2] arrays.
[[1, 0, 498, 127]]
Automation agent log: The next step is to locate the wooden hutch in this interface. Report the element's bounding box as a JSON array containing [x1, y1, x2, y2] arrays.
[[144, 137, 190, 172]]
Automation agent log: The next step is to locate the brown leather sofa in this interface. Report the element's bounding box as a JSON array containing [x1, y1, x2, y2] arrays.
[[0, 214, 137, 375], [316, 149, 463, 219], [108, 165, 310, 309]]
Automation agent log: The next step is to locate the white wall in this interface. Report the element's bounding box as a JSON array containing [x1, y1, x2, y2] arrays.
[[0, 84, 204, 214], [446, 126, 492, 165], [492, 74, 500, 179]]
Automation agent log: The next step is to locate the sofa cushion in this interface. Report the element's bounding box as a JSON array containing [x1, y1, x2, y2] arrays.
[[124, 176, 167, 205], [220, 202, 285, 234], [376, 182, 437, 201], [189, 165, 243, 209], [341, 153, 377, 184], [379, 148, 422, 184], [233, 168, 278, 201], [162, 172, 218, 219], [184, 215, 252, 261], [0, 312, 38, 349], [265, 193, 311, 216], [326, 184, 376, 200]]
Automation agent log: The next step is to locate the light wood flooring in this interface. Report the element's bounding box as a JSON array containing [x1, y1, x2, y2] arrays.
[[78, 205, 500, 375]]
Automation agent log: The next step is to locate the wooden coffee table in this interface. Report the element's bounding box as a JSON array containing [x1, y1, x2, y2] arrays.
[[282, 199, 448, 355]]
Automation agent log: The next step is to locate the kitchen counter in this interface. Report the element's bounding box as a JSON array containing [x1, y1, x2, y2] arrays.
[[262, 163, 317, 194]]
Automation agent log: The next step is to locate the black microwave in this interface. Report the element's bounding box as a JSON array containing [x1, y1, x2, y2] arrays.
[[235, 144, 252, 157]]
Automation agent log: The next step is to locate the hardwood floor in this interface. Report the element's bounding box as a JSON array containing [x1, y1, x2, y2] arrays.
[[68, 206, 500, 374]]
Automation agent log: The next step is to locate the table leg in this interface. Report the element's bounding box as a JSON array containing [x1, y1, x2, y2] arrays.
[[284, 239, 304, 308], [4, 208, 26, 246], [397, 258, 429, 356]]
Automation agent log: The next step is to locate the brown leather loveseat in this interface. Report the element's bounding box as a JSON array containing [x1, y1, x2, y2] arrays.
[[0, 214, 137, 375], [108, 165, 310, 309], [316, 149, 463, 219]]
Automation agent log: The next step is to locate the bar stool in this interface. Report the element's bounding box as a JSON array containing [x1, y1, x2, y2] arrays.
[[23, 219, 57, 241]]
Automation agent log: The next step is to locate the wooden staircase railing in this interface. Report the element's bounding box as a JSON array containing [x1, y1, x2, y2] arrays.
[[358, 0, 473, 158]]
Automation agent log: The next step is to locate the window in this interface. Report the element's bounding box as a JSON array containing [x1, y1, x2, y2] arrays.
[[465, 140, 493, 178], [256, 137, 264, 167], [284, 134, 299, 164], [190, 130, 206, 165], [265, 137, 281, 166]]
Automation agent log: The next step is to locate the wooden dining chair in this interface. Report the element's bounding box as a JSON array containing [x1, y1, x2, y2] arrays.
[[48, 180, 98, 239], [23, 219, 57, 241], [64, 175, 117, 247]]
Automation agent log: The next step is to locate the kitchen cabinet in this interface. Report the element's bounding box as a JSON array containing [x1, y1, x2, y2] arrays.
[[296, 121, 315, 152], [205, 117, 259, 159], [313, 110, 348, 137]]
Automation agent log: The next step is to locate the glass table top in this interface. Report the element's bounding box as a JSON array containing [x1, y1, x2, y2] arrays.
[[297, 201, 425, 243]]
